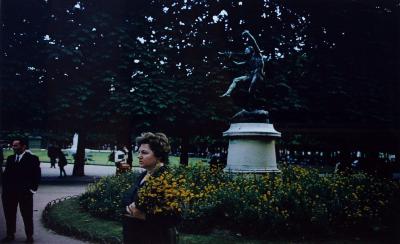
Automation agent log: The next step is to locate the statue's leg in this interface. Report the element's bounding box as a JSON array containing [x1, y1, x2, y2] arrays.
[[221, 75, 248, 97], [248, 73, 260, 94]]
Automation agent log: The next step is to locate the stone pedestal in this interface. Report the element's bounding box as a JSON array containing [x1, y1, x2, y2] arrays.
[[223, 123, 281, 173]]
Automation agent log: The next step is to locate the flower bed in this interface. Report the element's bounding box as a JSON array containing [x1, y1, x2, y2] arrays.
[[79, 171, 140, 220], [79, 165, 400, 239]]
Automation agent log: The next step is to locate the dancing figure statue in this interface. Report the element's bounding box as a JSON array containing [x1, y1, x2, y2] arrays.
[[220, 30, 266, 97]]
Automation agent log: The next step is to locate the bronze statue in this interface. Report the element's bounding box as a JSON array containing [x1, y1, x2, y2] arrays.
[[219, 30, 270, 123], [220, 30, 267, 97]]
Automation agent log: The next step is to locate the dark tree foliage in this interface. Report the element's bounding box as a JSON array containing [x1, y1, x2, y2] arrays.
[[126, 0, 310, 163], [287, 0, 399, 125], [0, 0, 48, 131], [281, 0, 400, 153], [1, 0, 398, 169], [42, 2, 128, 175]]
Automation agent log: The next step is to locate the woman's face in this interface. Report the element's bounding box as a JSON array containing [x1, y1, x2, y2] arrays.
[[137, 143, 159, 170]]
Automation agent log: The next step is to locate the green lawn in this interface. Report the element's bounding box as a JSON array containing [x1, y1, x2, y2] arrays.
[[44, 198, 385, 244], [3, 148, 207, 167], [43, 198, 277, 244], [43, 198, 123, 243]]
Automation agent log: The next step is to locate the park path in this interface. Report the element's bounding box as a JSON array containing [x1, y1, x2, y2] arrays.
[[0, 184, 89, 244], [0, 164, 138, 244]]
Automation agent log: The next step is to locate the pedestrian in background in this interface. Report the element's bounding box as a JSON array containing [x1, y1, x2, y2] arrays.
[[47, 143, 57, 168], [57, 148, 68, 178]]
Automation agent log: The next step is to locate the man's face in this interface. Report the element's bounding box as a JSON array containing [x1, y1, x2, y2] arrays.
[[12, 140, 26, 155]]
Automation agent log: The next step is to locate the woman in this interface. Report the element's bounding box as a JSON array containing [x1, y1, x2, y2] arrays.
[[122, 132, 180, 244]]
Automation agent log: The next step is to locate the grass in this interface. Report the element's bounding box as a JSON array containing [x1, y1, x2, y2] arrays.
[[44, 198, 388, 244], [3, 148, 207, 167], [43, 198, 122, 243], [44, 198, 267, 244]]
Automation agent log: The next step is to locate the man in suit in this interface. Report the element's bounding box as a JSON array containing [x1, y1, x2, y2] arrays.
[[1, 139, 41, 243]]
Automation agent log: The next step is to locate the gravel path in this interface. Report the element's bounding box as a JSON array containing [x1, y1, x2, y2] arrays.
[[0, 184, 89, 243]]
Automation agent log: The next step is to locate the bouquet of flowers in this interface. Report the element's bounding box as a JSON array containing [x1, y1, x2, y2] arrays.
[[137, 171, 189, 216]]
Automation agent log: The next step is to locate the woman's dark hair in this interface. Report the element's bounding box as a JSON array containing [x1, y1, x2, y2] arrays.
[[136, 132, 171, 164]]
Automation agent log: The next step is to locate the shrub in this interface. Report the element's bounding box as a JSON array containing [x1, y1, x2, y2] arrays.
[[79, 171, 140, 220], [79, 165, 400, 238]]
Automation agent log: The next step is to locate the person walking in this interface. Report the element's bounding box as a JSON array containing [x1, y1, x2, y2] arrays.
[[57, 148, 68, 178], [47, 143, 57, 168], [1, 138, 41, 243]]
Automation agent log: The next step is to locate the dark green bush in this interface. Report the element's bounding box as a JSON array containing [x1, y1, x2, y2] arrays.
[[79, 171, 140, 220], [79, 165, 400, 238]]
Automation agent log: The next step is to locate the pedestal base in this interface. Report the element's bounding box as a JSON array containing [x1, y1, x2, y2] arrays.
[[223, 123, 281, 173]]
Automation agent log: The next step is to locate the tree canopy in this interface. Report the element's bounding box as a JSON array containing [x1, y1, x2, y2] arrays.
[[1, 0, 399, 171]]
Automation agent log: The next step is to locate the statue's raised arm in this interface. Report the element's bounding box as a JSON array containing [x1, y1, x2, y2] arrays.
[[242, 30, 265, 77], [242, 30, 263, 56]]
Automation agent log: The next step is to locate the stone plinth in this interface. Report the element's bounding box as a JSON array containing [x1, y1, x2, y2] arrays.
[[223, 123, 281, 173]]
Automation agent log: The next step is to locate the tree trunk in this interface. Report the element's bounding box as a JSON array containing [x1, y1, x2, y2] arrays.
[[72, 131, 86, 176], [180, 136, 189, 166], [126, 127, 133, 167], [120, 125, 133, 167], [127, 143, 133, 167]]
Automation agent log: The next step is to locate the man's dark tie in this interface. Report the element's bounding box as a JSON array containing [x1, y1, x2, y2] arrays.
[[15, 155, 19, 163]]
